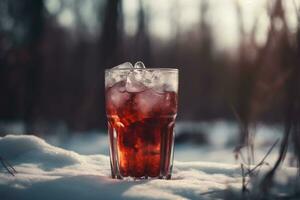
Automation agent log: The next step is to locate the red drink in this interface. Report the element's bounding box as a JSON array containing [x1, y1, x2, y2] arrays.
[[105, 65, 178, 179]]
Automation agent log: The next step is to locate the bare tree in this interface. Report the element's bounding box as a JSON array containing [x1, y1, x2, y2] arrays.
[[234, 0, 300, 197]]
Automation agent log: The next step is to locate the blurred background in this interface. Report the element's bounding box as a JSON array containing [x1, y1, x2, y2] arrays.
[[0, 0, 299, 165]]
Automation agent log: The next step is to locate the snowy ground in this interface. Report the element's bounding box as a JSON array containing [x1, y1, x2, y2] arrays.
[[0, 135, 298, 200], [0, 120, 296, 165], [40, 121, 295, 166]]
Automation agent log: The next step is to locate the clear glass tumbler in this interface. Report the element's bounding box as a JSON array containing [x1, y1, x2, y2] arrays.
[[105, 67, 178, 179]]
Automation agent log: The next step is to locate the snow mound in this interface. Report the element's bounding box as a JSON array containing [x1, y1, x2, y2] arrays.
[[0, 135, 85, 170], [0, 135, 296, 200]]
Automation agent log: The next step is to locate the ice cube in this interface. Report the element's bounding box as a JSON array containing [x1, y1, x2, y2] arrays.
[[106, 81, 131, 109], [134, 61, 146, 68], [112, 62, 133, 69], [137, 70, 151, 88], [134, 88, 177, 118], [150, 71, 178, 93], [148, 71, 165, 92], [105, 70, 129, 88], [106, 62, 133, 88], [125, 70, 146, 93], [134, 89, 164, 116]]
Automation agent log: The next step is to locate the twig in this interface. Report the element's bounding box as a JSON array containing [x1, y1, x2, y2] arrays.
[[241, 164, 247, 193], [231, 104, 255, 165], [0, 156, 17, 176], [238, 150, 247, 165], [230, 104, 248, 140], [245, 138, 280, 176], [238, 138, 279, 195]]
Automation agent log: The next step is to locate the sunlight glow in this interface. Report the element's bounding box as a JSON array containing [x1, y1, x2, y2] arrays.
[[283, 0, 299, 34], [79, 0, 99, 33], [254, 11, 270, 47], [178, 0, 201, 30], [123, 0, 139, 36], [46, 0, 299, 52], [45, 0, 61, 15], [58, 8, 75, 28], [145, 0, 175, 40], [207, 0, 240, 51]]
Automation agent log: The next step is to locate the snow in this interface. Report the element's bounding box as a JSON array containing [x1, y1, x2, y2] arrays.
[[0, 135, 297, 199], [0, 120, 293, 166], [41, 121, 293, 166]]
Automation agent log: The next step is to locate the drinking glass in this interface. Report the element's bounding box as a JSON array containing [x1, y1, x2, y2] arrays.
[[105, 67, 178, 179]]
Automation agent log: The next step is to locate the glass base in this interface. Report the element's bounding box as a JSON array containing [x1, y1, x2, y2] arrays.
[[110, 167, 173, 180]]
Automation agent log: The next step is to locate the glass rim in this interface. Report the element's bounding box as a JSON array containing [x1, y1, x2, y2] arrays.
[[105, 68, 178, 72]]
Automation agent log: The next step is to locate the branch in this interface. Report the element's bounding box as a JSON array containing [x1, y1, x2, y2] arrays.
[[0, 156, 17, 176]]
